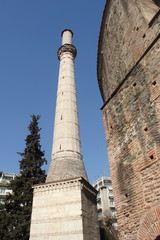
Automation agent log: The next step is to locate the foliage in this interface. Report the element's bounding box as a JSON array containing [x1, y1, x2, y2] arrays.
[[99, 214, 119, 240], [0, 115, 47, 240]]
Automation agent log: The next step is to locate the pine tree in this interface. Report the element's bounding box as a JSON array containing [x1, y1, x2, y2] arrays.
[[0, 115, 47, 240]]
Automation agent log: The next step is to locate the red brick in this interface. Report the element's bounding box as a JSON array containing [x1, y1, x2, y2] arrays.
[[97, 0, 160, 239]]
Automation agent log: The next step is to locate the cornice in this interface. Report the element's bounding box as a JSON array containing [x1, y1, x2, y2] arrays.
[[33, 177, 97, 196]]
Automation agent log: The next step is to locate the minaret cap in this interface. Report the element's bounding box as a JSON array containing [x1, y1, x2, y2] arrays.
[[61, 29, 73, 37], [61, 29, 73, 45]]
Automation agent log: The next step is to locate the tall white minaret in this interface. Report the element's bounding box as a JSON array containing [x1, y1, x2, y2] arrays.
[[46, 29, 88, 182], [29, 30, 100, 240]]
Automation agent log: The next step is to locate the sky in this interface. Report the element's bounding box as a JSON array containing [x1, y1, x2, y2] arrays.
[[0, 0, 109, 184]]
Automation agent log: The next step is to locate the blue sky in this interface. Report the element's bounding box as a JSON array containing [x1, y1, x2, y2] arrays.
[[0, 0, 109, 183]]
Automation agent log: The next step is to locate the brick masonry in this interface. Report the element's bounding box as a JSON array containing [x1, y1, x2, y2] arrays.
[[97, 1, 160, 239]]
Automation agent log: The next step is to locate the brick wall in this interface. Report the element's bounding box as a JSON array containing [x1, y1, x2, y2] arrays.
[[97, 1, 160, 239]]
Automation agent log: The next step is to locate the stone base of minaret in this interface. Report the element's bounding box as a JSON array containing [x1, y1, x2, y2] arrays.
[[29, 177, 100, 240]]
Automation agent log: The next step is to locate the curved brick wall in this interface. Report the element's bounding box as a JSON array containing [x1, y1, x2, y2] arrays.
[[97, 1, 160, 239]]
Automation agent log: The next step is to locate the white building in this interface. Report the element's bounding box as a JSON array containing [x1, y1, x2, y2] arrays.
[[93, 177, 117, 225], [0, 172, 20, 204]]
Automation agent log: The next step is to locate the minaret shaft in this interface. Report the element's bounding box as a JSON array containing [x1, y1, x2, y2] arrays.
[[46, 30, 88, 182], [52, 52, 81, 159]]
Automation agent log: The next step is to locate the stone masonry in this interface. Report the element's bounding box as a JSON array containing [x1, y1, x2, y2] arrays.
[[29, 30, 100, 240], [46, 30, 88, 183], [97, 1, 160, 240], [30, 177, 99, 240]]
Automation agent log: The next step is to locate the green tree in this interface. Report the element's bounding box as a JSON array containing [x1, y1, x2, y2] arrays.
[[0, 115, 47, 240], [99, 214, 119, 240]]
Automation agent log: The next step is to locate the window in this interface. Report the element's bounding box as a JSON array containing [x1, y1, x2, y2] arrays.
[[97, 198, 101, 207], [155, 236, 160, 240], [109, 197, 114, 206], [0, 187, 6, 193], [104, 180, 112, 186], [110, 209, 116, 217], [109, 189, 113, 195], [99, 181, 102, 186], [98, 208, 102, 217], [152, 0, 160, 7]]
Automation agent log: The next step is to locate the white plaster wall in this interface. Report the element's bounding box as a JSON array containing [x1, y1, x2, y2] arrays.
[[100, 187, 110, 216]]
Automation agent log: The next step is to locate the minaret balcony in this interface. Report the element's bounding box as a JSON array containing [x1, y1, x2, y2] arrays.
[[57, 44, 77, 60]]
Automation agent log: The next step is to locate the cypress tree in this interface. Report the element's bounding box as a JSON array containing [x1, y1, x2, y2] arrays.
[[0, 115, 47, 240]]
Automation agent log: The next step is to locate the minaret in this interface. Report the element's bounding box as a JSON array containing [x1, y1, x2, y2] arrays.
[[29, 30, 100, 240], [46, 29, 88, 182]]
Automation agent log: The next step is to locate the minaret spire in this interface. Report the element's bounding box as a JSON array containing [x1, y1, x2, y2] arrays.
[[46, 29, 88, 182]]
